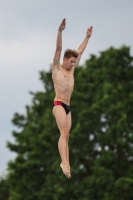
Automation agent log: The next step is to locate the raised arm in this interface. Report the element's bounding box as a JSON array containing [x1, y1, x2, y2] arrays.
[[52, 18, 66, 69], [74, 26, 93, 68]]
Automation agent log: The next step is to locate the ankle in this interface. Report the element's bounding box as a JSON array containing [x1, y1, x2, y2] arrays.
[[61, 161, 69, 166]]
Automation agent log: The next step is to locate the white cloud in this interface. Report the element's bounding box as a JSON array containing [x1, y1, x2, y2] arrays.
[[0, 31, 53, 68]]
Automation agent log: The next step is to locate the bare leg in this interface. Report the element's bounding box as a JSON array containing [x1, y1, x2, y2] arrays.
[[58, 134, 71, 178], [67, 142, 69, 165], [52, 106, 71, 178]]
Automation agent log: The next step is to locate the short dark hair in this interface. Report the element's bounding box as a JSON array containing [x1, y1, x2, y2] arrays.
[[64, 49, 78, 59]]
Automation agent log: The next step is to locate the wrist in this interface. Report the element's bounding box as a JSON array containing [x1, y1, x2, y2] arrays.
[[86, 36, 90, 39], [58, 28, 62, 32]]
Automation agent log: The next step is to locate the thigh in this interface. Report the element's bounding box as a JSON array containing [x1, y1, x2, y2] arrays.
[[53, 105, 68, 132], [66, 112, 72, 133]]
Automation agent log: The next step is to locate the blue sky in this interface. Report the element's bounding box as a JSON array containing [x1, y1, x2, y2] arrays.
[[0, 0, 133, 175]]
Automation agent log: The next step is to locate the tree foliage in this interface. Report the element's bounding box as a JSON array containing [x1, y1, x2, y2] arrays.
[[6, 46, 133, 200], [0, 176, 9, 200]]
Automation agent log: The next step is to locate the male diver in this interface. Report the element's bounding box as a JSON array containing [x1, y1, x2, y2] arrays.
[[52, 18, 93, 178]]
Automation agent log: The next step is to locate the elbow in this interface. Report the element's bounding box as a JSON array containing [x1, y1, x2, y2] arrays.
[[77, 49, 83, 55], [56, 46, 62, 51], [78, 51, 82, 56]]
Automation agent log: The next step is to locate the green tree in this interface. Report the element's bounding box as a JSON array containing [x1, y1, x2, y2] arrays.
[[7, 46, 133, 200], [0, 176, 9, 200]]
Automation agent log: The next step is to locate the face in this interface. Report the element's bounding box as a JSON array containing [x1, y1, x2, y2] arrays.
[[63, 57, 77, 70]]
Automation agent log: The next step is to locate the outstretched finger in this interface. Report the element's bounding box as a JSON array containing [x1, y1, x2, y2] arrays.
[[62, 18, 66, 24], [89, 26, 93, 31]]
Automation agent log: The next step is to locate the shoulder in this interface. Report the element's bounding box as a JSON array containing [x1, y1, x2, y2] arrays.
[[52, 62, 60, 69], [52, 63, 61, 72]]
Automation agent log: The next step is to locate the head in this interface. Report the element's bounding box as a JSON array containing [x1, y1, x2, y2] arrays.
[[62, 49, 78, 70]]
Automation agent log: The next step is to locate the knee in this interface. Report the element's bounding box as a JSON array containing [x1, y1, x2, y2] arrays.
[[61, 129, 69, 140]]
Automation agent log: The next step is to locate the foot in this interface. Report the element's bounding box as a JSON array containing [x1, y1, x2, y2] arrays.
[[60, 163, 71, 178]]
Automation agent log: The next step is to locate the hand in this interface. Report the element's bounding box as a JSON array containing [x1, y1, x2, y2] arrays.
[[59, 18, 66, 31], [86, 26, 93, 38]]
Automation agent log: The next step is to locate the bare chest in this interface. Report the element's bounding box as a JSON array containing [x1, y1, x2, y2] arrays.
[[52, 69, 74, 88]]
